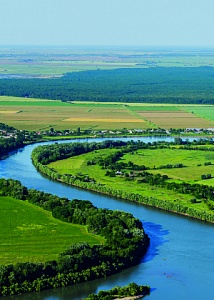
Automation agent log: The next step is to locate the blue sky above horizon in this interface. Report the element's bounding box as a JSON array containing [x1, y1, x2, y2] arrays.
[[1, 0, 214, 47]]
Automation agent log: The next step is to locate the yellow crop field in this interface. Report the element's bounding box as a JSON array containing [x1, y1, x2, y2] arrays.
[[0, 98, 149, 130], [64, 118, 145, 122], [0, 110, 20, 114], [0, 97, 213, 131]]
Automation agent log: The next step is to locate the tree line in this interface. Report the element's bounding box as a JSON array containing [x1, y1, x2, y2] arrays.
[[0, 178, 149, 296]]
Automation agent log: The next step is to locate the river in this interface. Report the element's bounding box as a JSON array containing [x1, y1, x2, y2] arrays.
[[0, 136, 214, 300]]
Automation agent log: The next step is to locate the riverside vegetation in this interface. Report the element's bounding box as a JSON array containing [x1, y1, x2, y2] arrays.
[[0, 179, 149, 296], [0, 122, 43, 158], [84, 282, 150, 299], [31, 138, 214, 222]]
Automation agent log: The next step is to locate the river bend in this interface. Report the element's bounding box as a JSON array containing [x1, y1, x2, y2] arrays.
[[0, 137, 214, 300]]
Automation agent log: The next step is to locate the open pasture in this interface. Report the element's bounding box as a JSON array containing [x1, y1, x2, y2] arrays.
[[48, 145, 214, 220], [121, 148, 214, 185], [48, 148, 214, 218], [48, 149, 195, 203], [0, 196, 102, 265]]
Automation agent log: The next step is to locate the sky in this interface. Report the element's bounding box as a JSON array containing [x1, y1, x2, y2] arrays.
[[1, 0, 214, 47]]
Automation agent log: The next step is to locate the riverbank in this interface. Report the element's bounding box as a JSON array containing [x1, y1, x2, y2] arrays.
[[56, 176, 214, 224], [114, 296, 144, 300]]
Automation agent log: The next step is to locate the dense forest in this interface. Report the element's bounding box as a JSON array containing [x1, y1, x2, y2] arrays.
[[1, 67, 214, 104], [0, 179, 149, 296], [31, 139, 214, 222]]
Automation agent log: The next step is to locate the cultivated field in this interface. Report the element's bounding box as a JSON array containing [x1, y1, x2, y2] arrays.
[[0, 196, 102, 265], [137, 111, 213, 128], [0, 96, 214, 131], [184, 106, 214, 123]]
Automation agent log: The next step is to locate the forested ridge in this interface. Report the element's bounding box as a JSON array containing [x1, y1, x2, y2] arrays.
[[0, 178, 149, 296], [31, 139, 214, 222], [1, 67, 214, 104]]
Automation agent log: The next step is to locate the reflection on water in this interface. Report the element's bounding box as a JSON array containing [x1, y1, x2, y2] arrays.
[[142, 222, 169, 263]]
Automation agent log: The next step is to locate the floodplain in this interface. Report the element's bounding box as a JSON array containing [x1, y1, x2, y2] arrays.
[[47, 143, 214, 222]]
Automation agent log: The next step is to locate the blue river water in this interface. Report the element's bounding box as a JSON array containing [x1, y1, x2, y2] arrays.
[[0, 136, 214, 300]]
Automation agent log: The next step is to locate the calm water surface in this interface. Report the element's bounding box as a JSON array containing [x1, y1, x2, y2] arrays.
[[1, 137, 213, 300]]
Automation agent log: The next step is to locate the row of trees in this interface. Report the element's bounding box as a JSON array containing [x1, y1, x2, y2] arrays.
[[31, 139, 214, 223], [32, 140, 127, 165], [0, 178, 149, 296]]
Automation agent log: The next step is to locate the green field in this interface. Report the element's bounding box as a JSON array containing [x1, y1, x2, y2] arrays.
[[184, 106, 214, 123], [48, 148, 195, 202], [0, 196, 102, 265], [128, 105, 182, 111], [48, 145, 214, 219], [0, 96, 214, 131], [121, 148, 214, 184], [0, 62, 138, 76]]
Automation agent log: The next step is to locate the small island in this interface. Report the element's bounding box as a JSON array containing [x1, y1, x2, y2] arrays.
[[84, 282, 150, 300]]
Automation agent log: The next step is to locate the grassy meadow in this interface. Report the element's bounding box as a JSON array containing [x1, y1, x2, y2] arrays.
[[48, 146, 214, 218], [0, 196, 103, 265], [121, 148, 214, 184], [48, 148, 195, 202], [0, 96, 214, 131]]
